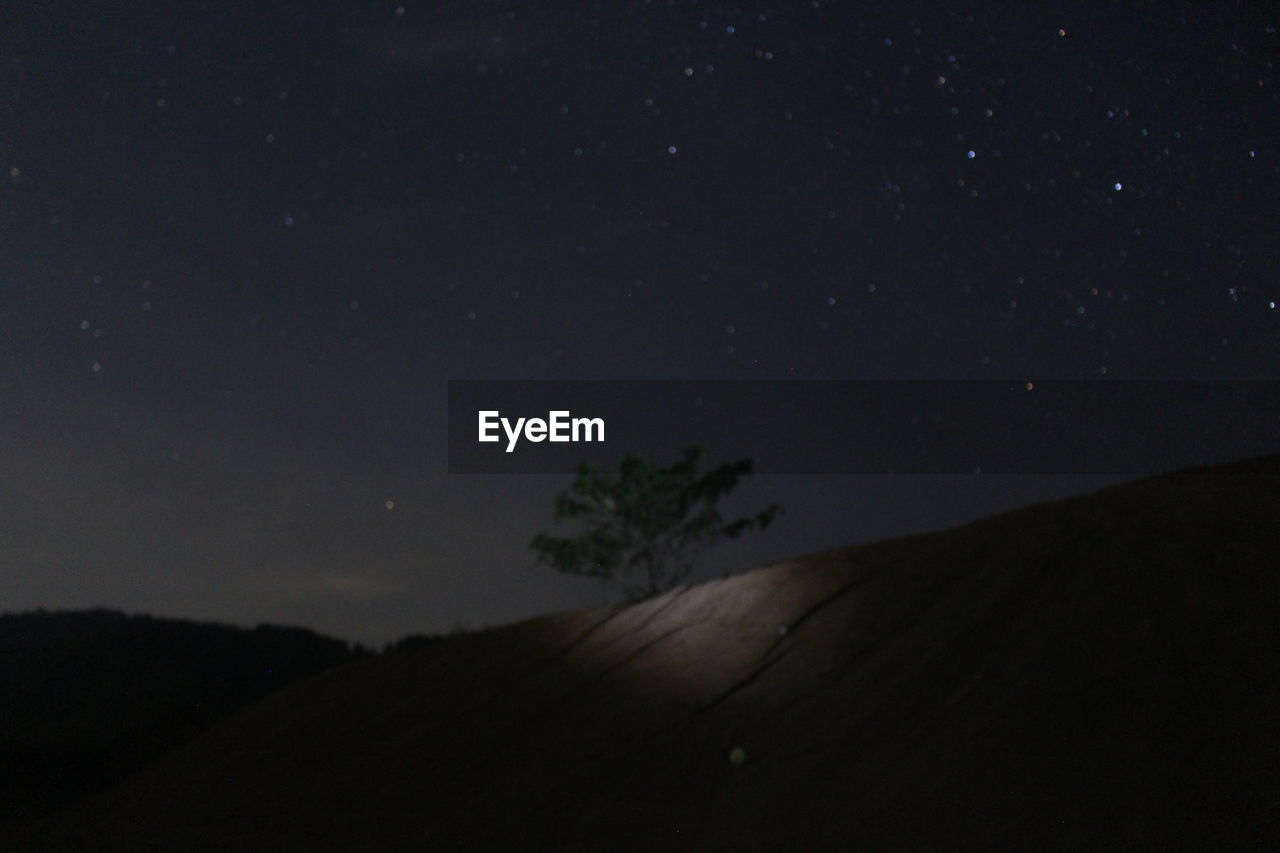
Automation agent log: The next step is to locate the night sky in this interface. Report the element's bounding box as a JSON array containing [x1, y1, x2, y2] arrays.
[[2, 1, 1276, 645]]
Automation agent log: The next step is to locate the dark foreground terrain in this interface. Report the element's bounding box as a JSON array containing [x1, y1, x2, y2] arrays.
[[0, 610, 361, 822], [6, 456, 1278, 850]]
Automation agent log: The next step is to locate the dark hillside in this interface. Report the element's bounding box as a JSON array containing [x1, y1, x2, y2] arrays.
[[8, 456, 1279, 850], [0, 610, 360, 822]]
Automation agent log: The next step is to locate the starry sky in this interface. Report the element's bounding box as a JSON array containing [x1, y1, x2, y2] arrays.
[[1, 1, 1276, 645]]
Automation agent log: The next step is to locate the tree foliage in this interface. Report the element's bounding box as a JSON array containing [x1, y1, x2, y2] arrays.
[[530, 446, 781, 601]]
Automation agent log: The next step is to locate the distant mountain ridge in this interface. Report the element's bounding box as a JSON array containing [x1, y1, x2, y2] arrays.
[[7, 455, 1280, 849], [0, 609, 362, 821]]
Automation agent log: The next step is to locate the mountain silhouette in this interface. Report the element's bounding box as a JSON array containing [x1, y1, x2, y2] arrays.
[[0, 610, 360, 822]]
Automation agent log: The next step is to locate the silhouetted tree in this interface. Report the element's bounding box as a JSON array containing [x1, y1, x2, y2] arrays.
[[530, 445, 781, 601]]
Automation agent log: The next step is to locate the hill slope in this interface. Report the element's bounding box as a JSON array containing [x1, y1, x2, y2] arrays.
[[9, 456, 1280, 850]]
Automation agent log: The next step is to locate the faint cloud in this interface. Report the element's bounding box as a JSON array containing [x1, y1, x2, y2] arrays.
[[274, 571, 401, 598]]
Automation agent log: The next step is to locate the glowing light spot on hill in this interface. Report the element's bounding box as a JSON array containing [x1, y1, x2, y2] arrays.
[[728, 747, 747, 765], [384, 500, 395, 510]]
